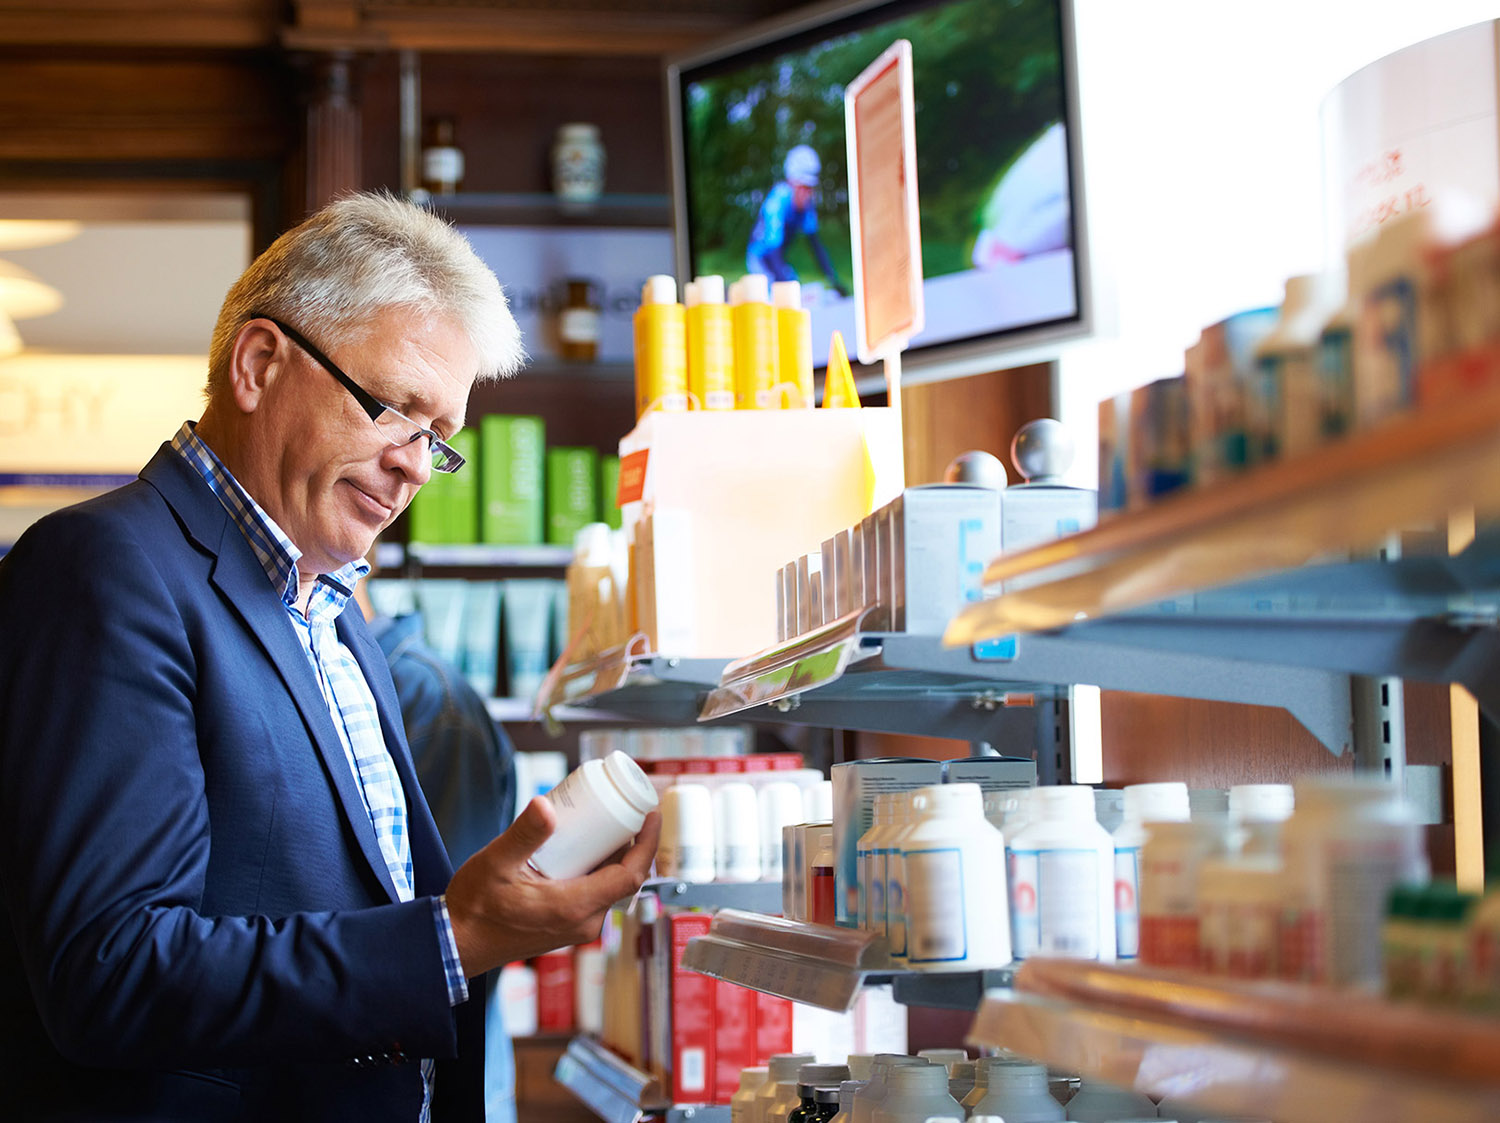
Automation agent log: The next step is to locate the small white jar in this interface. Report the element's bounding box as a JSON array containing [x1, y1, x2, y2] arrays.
[[657, 783, 716, 883], [1009, 785, 1117, 961], [903, 784, 1011, 970], [528, 750, 657, 878], [552, 122, 605, 202], [713, 781, 762, 882]]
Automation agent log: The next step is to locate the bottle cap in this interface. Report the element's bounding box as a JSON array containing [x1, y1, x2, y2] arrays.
[[682, 279, 701, 308], [766, 1053, 817, 1082], [1228, 783, 1294, 825], [771, 279, 802, 309], [694, 274, 726, 304], [1032, 784, 1096, 822], [739, 271, 770, 304], [572, 522, 613, 567], [1123, 782, 1191, 825], [839, 1080, 869, 1110], [911, 783, 983, 819], [601, 751, 658, 816], [916, 1049, 969, 1070], [797, 1062, 851, 1087], [888, 1064, 949, 1092], [846, 1056, 876, 1082], [738, 1067, 768, 1092], [641, 274, 677, 305]]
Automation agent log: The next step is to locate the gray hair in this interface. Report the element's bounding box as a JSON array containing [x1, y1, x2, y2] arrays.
[[206, 191, 525, 397]]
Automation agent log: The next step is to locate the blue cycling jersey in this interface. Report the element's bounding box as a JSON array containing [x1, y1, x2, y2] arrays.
[[747, 181, 818, 260]]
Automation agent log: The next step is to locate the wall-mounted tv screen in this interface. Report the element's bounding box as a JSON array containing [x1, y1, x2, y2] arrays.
[[666, 0, 1090, 376]]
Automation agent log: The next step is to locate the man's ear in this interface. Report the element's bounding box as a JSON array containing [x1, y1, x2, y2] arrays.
[[226, 319, 284, 414]]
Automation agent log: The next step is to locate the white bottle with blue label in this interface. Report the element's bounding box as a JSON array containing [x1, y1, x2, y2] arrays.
[[902, 783, 1012, 971], [1008, 785, 1116, 961], [1112, 782, 1190, 960]]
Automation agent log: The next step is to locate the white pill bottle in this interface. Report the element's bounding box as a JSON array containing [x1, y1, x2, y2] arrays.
[[1008, 785, 1117, 961], [528, 750, 658, 879], [902, 783, 1012, 970]]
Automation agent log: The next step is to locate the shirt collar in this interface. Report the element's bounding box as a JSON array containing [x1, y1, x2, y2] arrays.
[[171, 421, 370, 610]]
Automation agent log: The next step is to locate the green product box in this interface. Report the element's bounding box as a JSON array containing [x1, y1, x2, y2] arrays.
[[546, 446, 599, 546], [480, 415, 545, 545], [407, 428, 479, 544], [598, 454, 622, 530]]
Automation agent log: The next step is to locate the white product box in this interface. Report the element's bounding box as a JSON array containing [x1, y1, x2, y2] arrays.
[[885, 485, 1003, 635], [831, 759, 944, 928], [942, 756, 1036, 794], [997, 485, 1097, 591]]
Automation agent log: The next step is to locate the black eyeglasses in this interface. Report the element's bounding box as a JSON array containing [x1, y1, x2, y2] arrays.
[[252, 313, 466, 474]]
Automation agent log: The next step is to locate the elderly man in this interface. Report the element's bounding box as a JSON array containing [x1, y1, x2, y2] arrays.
[[0, 192, 658, 1121]]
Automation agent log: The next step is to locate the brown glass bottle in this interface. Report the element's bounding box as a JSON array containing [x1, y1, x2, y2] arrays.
[[557, 277, 601, 362], [421, 115, 465, 195]]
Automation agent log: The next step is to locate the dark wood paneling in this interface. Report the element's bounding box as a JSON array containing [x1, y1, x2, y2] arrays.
[[0, 0, 279, 48], [466, 369, 636, 454], [360, 52, 670, 196]]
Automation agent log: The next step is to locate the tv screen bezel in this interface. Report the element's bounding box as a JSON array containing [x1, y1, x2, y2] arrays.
[[664, 0, 1093, 383]]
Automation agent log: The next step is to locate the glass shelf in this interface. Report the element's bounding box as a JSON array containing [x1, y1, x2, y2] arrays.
[[947, 382, 1500, 643], [420, 190, 671, 228], [970, 960, 1500, 1123], [552, 1035, 668, 1123]]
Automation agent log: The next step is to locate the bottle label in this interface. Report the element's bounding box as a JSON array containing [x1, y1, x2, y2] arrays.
[[1114, 845, 1141, 959], [887, 854, 907, 957], [704, 389, 735, 411], [559, 307, 601, 344], [905, 846, 967, 963], [1009, 847, 1102, 960]]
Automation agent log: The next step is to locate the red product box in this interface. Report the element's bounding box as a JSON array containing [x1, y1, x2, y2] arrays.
[[681, 758, 715, 774], [711, 758, 745, 773], [768, 754, 803, 771], [739, 756, 775, 773], [668, 913, 716, 1104], [534, 948, 575, 1032], [654, 760, 686, 776], [753, 992, 793, 1061], [712, 977, 758, 1103]]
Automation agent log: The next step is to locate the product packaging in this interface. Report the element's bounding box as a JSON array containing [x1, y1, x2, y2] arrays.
[[480, 414, 545, 545], [657, 783, 715, 883], [901, 784, 1012, 970], [1197, 855, 1281, 978], [497, 961, 539, 1037], [731, 273, 777, 410], [713, 978, 759, 1103], [460, 580, 503, 697], [881, 485, 1001, 635], [831, 759, 944, 928], [546, 445, 599, 546], [1112, 781, 1191, 961], [501, 578, 556, 704], [534, 947, 575, 1032], [664, 911, 715, 1103], [1138, 819, 1224, 969], [772, 279, 814, 408], [687, 274, 736, 411], [1008, 785, 1117, 961], [1126, 375, 1192, 506]]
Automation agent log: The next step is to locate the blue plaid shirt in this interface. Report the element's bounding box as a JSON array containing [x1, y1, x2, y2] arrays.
[[172, 424, 467, 1119]]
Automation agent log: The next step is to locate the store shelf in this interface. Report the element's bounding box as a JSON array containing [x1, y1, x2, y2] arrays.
[[698, 618, 1354, 754], [379, 542, 575, 569], [641, 877, 784, 914], [420, 190, 672, 228], [947, 384, 1500, 642], [541, 640, 729, 724], [553, 1035, 668, 1123], [485, 696, 608, 724], [969, 959, 1500, 1123], [680, 909, 892, 1012]]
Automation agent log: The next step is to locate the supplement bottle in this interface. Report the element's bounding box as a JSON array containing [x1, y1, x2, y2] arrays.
[[852, 1055, 926, 1123], [783, 1064, 851, 1123], [884, 794, 918, 967], [1227, 783, 1294, 857], [633, 274, 688, 418], [1009, 785, 1117, 961], [856, 792, 895, 932], [1112, 782, 1190, 959], [758, 781, 804, 882], [688, 274, 735, 411], [1062, 1077, 1159, 1121], [902, 784, 1011, 970], [656, 783, 715, 883], [772, 279, 814, 407], [829, 1079, 867, 1123], [1277, 775, 1427, 987], [808, 823, 836, 926], [870, 1062, 963, 1123], [1197, 855, 1280, 978], [755, 1053, 816, 1123], [967, 1061, 1064, 1123], [731, 273, 777, 409], [713, 782, 763, 883], [961, 1057, 1029, 1113], [1138, 819, 1223, 969], [528, 751, 658, 879], [732, 1067, 769, 1123]]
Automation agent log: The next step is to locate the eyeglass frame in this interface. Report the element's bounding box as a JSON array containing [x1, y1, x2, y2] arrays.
[[250, 313, 466, 474]]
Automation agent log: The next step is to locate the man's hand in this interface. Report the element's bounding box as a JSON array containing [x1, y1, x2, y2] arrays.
[[445, 796, 660, 977]]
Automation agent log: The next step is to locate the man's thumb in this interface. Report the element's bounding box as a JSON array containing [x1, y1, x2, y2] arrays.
[[496, 795, 557, 862]]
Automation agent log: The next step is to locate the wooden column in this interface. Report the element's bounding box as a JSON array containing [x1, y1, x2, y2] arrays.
[[302, 50, 363, 216]]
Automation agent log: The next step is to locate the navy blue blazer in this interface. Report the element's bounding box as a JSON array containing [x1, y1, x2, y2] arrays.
[[0, 443, 484, 1121]]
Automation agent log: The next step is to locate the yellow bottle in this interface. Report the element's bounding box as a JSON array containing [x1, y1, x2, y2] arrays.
[[633, 274, 687, 419], [772, 280, 814, 408], [730, 273, 777, 410], [687, 274, 735, 411]]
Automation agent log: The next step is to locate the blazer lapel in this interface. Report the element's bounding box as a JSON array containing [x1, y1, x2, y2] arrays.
[[339, 608, 456, 893], [141, 447, 402, 904]]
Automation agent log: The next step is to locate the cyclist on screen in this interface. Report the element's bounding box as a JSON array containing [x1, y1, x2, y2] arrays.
[[746, 144, 849, 297]]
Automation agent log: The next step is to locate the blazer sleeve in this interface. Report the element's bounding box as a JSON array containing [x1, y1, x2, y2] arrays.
[[0, 504, 460, 1070]]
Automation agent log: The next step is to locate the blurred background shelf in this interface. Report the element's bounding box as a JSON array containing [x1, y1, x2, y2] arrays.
[[420, 191, 672, 228], [640, 877, 784, 914], [969, 959, 1500, 1123]]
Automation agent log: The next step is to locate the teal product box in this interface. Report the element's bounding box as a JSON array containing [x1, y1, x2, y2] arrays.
[[408, 428, 479, 544], [599, 454, 622, 530], [502, 577, 557, 704], [416, 579, 469, 670], [480, 414, 545, 545], [831, 758, 943, 928], [461, 580, 503, 698], [885, 485, 1002, 636], [546, 446, 599, 546]]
